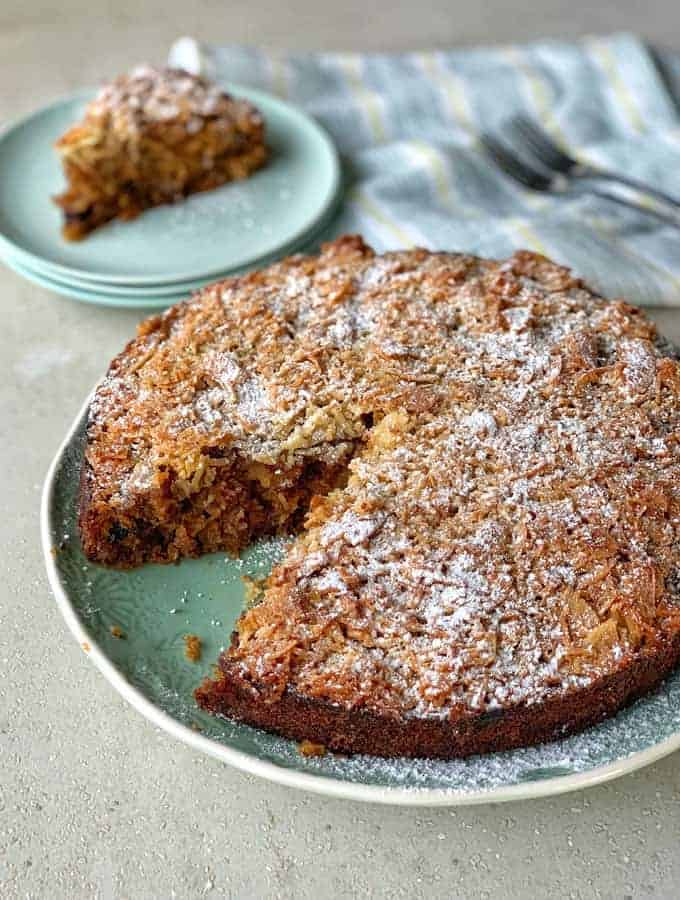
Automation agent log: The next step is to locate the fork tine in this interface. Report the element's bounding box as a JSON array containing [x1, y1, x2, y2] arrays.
[[480, 133, 552, 191], [481, 129, 680, 230], [509, 115, 576, 173], [514, 114, 680, 212]]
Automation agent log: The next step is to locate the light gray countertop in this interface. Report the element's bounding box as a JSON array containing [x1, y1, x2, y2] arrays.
[[2, 2, 680, 898]]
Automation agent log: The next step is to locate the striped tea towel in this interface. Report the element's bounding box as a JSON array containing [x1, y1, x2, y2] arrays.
[[169, 34, 680, 306]]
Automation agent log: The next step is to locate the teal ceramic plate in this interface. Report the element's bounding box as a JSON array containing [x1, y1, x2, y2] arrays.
[[3, 253, 188, 309], [0, 85, 340, 286], [42, 395, 680, 805], [2, 198, 340, 308], [3, 249, 233, 298]]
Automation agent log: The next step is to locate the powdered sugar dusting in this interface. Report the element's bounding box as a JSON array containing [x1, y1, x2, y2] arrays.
[[320, 511, 383, 548], [54, 420, 680, 794], [85, 238, 680, 739], [215, 242, 680, 728], [88, 65, 261, 134]]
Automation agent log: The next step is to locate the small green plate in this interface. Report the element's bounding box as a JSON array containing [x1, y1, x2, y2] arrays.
[[3, 253, 188, 309], [0, 85, 340, 286], [1, 200, 339, 308], [42, 395, 680, 805], [3, 249, 234, 298]]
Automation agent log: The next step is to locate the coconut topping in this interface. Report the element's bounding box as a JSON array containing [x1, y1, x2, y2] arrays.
[[85, 236, 680, 720], [86, 65, 262, 136]]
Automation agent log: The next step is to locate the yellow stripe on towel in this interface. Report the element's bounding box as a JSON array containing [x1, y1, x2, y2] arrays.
[[408, 140, 459, 210], [268, 55, 290, 99], [506, 218, 551, 256], [335, 56, 387, 144], [413, 52, 476, 137], [501, 46, 569, 145], [349, 187, 418, 248], [585, 38, 645, 134]]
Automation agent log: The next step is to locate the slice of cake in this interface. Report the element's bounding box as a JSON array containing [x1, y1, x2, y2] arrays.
[[54, 65, 267, 240], [80, 236, 680, 758]]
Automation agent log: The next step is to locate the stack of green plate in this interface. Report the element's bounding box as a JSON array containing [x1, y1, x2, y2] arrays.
[[0, 85, 341, 308]]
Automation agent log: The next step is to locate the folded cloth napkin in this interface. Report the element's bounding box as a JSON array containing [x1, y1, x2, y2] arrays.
[[170, 34, 680, 306]]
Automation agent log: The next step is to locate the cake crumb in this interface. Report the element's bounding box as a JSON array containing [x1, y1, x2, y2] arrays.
[[242, 575, 267, 608], [298, 740, 326, 758], [184, 634, 202, 662], [109, 625, 125, 639]]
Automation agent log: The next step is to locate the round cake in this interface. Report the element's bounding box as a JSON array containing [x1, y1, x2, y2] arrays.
[[80, 235, 680, 758]]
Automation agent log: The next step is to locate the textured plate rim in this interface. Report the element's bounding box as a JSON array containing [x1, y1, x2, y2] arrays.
[[0, 85, 341, 286], [1, 178, 342, 300], [3, 249, 230, 297], [41, 392, 680, 806], [2, 190, 341, 309], [2, 252, 186, 309]]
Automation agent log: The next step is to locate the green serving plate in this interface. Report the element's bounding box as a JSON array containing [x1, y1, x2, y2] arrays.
[[41, 395, 680, 805]]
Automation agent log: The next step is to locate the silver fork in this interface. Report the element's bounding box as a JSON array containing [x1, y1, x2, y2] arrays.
[[508, 114, 680, 212], [479, 133, 680, 230]]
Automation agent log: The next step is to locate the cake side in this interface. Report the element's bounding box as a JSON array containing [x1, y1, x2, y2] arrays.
[[54, 65, 267, 239], [196, 630, 680, 759]]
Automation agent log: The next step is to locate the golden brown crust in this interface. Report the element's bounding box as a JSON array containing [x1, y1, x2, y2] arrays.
[[183, 634, 202, 662], [53, 66, 267, 239], [196, 630, 680, 758], [81, 235, 680, 757]]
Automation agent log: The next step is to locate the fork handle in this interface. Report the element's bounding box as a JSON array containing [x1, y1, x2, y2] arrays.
[[574, 164, 680, 212], [585, 185, 680, 230]]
